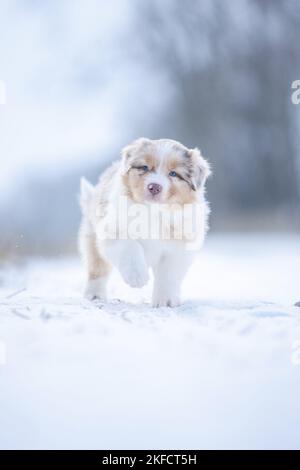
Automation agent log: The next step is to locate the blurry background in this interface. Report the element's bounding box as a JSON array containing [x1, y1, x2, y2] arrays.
[[0, 0, 299, 257]]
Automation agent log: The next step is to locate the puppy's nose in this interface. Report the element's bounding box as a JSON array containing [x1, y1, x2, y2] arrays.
[[148, 183, 162, 196]]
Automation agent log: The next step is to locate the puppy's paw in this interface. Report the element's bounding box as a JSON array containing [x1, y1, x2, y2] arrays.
[[152, 294, 180, 308], [119, 256, 149, 288], [84, 278, 107, 302]]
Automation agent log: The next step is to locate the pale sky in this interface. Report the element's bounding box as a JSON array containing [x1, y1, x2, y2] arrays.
[[0, 0, 170, 200]]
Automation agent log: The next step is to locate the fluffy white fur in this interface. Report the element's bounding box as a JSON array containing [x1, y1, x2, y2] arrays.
[[79, 138, 211, 307]]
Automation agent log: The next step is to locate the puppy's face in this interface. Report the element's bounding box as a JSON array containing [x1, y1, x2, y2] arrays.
[[121, 138, 211, 204]]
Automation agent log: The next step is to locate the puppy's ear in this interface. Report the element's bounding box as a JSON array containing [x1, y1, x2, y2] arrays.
[[121, 138, 151, 172], [188, 148, 211, 191], [121, 143, 135, 172]]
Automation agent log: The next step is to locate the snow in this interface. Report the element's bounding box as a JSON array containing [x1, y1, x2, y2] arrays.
[[0, 233, 300, 450]]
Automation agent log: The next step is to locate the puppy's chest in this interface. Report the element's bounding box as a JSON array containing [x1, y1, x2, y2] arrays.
[[139, 239, 178, 267]]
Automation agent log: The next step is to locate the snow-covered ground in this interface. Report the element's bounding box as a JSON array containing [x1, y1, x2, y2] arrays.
[[0, 233, 300, 450]]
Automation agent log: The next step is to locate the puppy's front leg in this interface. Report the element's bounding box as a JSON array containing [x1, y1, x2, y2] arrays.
[[152, 251, 192, 308], [103, 239, 149, 288]]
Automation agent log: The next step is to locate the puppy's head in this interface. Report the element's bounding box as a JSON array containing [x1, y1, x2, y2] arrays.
[[121, 138, 211, 204]]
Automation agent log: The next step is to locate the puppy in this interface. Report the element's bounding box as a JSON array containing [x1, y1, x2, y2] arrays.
[[79, 138, 211, 307]]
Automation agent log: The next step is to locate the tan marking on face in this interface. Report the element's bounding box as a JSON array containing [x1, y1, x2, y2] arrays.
[[122, 168, 146, 202], [122, 153, 160, 202], [166, 177, 197, 204], [161, 152, 197, 204]]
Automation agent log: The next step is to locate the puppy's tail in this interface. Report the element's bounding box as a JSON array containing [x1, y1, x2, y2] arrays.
[[79, 177, 95, 215]]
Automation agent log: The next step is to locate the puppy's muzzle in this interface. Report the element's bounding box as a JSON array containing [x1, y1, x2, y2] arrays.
[[148, 183, 162, 196]]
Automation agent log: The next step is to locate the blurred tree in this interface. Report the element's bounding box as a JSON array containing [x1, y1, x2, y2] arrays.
[[134, 0, 300, 225]]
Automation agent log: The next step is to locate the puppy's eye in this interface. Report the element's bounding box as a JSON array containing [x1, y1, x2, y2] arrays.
[[169, 170, 177, 177], [132, 165, 149, 172]]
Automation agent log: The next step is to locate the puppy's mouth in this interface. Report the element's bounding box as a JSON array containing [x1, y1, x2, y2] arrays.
[[145, 192, 163, 203]]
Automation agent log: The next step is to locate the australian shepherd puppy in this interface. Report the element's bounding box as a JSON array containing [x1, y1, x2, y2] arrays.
[[79, 138, 211, 307]]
